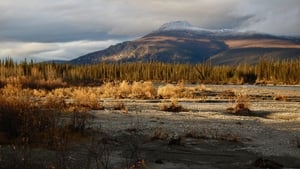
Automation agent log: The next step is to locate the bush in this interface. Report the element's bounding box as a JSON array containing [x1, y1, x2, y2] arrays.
[[151, 128, 169, 141], [0, 96, 30, 138], [0, 91, 67, 145], [72, 87, 104, 110], [129, 81, 156, 99], [157, 82, 196, 99], [227, 92, 251, 115], [118, 81, 132, 98], [160, 99, 185, 112]]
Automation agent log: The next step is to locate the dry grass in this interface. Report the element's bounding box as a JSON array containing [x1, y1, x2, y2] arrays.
[[129, 81, 156, 99], [184, 128, 241, 142], [0, 76, 67, 90], [118, 81, 132, 98], [227, 92, 251, 115], [0, 94, 66, 143], [0, 83, 94, 144], [1, 80, 209, 103], [159, 99, 186, 112], [157, 82, 207, 99], [274, 95, 287, 101], [219, 90, 235, 99], [112, 101, 128, 113], [72, 87, 104, 110], [95, 81, 156, 99], [150, 128, 169, 141], [157, 84, 178, 98], [101, 82, 119, 98]]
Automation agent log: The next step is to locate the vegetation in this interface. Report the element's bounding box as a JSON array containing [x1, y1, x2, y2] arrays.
[[159, 99, 185, 112], [227, 92, 251, 115], [0, 58, 300, 86], [0, 58, 299, 168]]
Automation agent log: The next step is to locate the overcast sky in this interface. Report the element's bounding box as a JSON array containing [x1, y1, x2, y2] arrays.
[[1, 0, 300, 61]]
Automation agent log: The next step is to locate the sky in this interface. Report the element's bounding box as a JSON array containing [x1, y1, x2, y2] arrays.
[[0, 0, 300, 62]]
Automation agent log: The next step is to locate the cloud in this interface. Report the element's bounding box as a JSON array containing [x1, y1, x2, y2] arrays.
[[1, 0, 299, 41], [0, 40, 120, 61], [0, 0, 299, 60], [235, 0, 300, 36]]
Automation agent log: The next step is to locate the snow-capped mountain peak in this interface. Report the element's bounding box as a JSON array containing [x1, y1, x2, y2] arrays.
[[158, 21, 233, 34], [158, 21, 194, 31]]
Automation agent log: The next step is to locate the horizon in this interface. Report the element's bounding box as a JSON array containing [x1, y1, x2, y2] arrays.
[[1, 0, 300, 62]]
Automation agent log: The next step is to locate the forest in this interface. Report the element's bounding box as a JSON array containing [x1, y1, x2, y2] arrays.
[[0, 58, 300, 89]]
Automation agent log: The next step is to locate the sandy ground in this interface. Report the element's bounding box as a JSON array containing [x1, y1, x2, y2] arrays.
[[85, 85, 300, 169]]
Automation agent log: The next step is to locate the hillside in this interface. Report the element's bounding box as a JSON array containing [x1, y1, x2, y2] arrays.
[[70, 21, 300, 65]]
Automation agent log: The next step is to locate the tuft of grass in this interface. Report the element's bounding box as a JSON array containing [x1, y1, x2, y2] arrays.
[[219, 90, 235, 99], [157, 84, 177, 98], [118, 80, 132, 98], [157, 82, 194, 99], [184, 128, 241, 142], [72, 87, 104, 110], [150, 128, 169, 141], [227, 92, 251, 115], [129, 81, 156, 99], [112, 101, 128, 113], [274, 95, 287, 101], [99, 81, 156, 99], [159, 99, 185, 112], [101, 82, 119, 98]]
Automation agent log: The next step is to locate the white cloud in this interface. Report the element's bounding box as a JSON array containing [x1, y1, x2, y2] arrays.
[[0, 40, 120, 62]]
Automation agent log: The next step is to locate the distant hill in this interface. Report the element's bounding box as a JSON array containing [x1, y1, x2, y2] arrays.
[[70, 21, 300, 65]]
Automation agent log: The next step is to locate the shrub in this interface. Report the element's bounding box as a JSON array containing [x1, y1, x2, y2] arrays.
[[129, 81, 156, 99], [159, 99, 185, 112], [0, 87, 70, 146], [0, 96, 30, 138], [21, 78, 68, 90], [157, 82, 196, 99], [112, 101, 128, 113], [157, 84, 179, 98], [219, 90, 235, 99], [118, 81, 132, 98], [72, 87, 104, 110], [130, 81, 145, 98], [141, 81, 156, 99], [100, 82, 119, 98], [68, 109, 94, 133], [150, 127, 169, 141], [227, 92, 251, 115], [274, 95, 287, 101]]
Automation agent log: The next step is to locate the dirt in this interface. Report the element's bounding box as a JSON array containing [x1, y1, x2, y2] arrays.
[[79, 85, 300, 169], [2, 85, 299, 169]]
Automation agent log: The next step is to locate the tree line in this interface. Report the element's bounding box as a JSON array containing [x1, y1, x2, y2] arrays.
[[0, 58, 299, 86]]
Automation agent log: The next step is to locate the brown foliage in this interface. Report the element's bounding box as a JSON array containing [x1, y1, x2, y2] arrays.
[[227, 92, 251, 115], [160, 99, 186, 112]]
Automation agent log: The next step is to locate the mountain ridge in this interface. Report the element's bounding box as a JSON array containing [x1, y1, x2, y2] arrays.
[[70, 21, 300, 65]]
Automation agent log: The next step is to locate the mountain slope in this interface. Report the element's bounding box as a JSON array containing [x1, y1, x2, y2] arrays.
[[70, 21, 300, 65]]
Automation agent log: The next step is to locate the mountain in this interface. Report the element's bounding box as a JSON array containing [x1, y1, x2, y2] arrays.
[[70, 21, 300, 65]]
